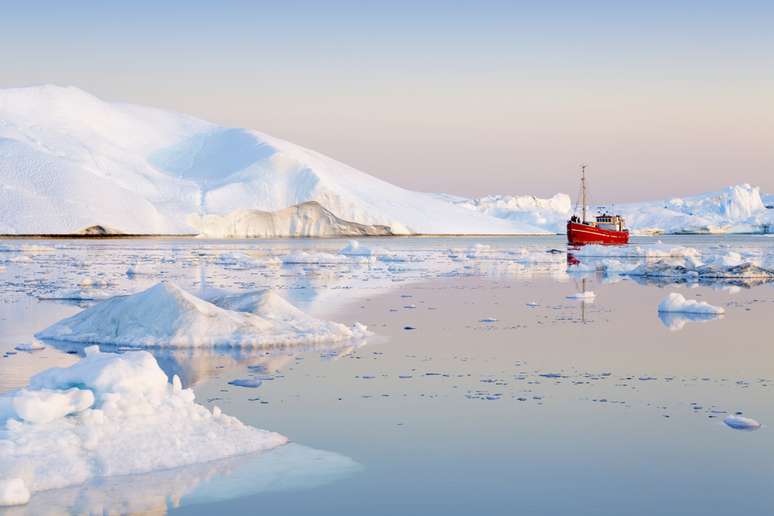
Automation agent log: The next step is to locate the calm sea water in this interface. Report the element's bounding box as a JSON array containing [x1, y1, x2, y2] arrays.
[[1, 235, 773, 515]]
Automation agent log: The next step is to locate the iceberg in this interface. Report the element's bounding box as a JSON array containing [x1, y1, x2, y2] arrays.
[[657, 293, 725, 314], [0, 85, 547, 236], [36, 282, 369, 348], [0, 346, 288, 506]]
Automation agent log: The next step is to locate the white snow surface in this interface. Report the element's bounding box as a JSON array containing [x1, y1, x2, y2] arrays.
[[36, 282, 369, 348], [0, 85, 546, 236], [657, 293, 725, 314], [0, 346, 287, 505]]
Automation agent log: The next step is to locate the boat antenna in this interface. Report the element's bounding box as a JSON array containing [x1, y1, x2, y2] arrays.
[[581, 164, 587, 223]]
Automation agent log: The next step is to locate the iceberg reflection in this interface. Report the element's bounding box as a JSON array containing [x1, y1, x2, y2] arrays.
[[3, 444, 360, 515], [658, 311, 724, 331]]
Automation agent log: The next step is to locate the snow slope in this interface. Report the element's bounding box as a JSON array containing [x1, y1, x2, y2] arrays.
[[0, 346, 287, 506], [0, 85, 546, 236]]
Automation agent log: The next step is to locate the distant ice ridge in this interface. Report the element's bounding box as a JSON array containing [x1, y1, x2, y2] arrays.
[[36, 282, 369, 348], [461, 184, 773, 235], [0, 346, 287, 506], [615, 184, 774, 235], [450, 193, 573, 234], [0, 85, 546, 236]]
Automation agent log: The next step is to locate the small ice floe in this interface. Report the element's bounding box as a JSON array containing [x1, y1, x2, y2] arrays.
[[0, 478, 29, 506], [0, 346, 287, 506], [36, 282, 370, 348], [216, 252, 260, 270], [479, 317, 497, 323], [228, 378, 263, 388], [723, 414, 761, 430], [566, 291, 595, 300], [282, 251, 374, 266], [14, 341, 45, 352], [339, 240, 378, 258], [658, 293, 725, 314]]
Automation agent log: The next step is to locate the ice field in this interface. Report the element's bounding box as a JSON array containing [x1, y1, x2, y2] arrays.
[[0, 235, 773, 513]]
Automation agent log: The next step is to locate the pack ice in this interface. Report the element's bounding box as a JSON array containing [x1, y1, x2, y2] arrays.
[[36, 282, 369, 348], [0, 346, 287, 506]]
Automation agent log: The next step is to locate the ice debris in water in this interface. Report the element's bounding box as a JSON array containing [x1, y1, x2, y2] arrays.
[[14, 341, 45, 352], [566, 291, 595, 300], [723, 414, 761, 430], [0, 346, 287, 506], [36, 282, 369, 348], [228, 378, 263, 388], [0, 478, 29, 507], [658, 293, 725, 314]]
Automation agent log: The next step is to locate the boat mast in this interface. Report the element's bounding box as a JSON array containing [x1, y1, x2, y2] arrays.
[[581, 165, 587, 223]]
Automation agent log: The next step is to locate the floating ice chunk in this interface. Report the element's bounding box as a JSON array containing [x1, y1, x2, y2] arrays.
[[14, 341, 45, 352], [216, 252, 260, 269], [0, 478, 29, 506], [36, 283, 370, 348], [658, 293, 725, 314], [0, 347, 287, 505], [566, 291, 595, 300], [340, 240, 378, 257], [723, 415, 761, 430], [282, 251, 374, 265], [228, 378, 263, 388]]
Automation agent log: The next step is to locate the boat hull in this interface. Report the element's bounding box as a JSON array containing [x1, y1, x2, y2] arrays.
[[567, 221, 629, 245]]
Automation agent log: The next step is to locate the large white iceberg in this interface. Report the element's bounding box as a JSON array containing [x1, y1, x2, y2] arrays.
[[0, 346, 287, 506], [0, 85, 547, 236], [36, 282, 369, 348]]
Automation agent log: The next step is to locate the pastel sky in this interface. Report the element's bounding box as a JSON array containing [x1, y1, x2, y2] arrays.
[[2, 0, 772, 201]]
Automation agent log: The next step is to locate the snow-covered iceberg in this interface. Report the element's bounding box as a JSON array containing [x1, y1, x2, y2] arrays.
[[36, 282, 369, 348], [0, 85, 547, 236], [464, 184, 773, 235], [0, 346, 287, 506], [613, 184, 774, 235]]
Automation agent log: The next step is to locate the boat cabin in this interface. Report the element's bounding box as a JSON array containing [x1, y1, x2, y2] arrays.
[[593, 213, 626, 232]]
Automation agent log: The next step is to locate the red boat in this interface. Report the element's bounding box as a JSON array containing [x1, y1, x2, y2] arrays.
[[566, 165, 629, 246]]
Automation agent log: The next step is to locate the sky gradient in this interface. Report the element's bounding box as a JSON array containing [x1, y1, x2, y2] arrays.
[[2, 0, 772, 202]]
